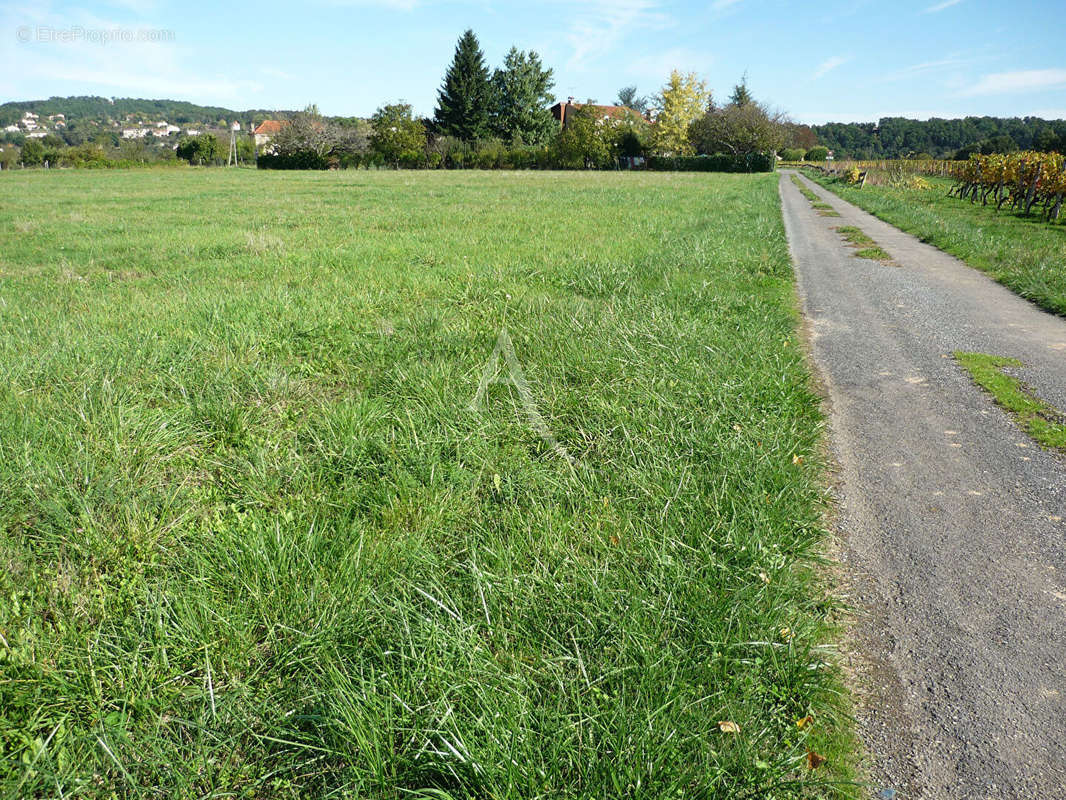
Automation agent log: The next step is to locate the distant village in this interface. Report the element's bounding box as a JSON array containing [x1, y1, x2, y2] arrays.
[[4, 109, 232, 148]]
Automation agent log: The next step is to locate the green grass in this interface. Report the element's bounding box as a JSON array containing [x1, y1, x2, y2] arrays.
[[852, 247, 893, 263], [789, 175, 840, 217], [805, 172, 1066, 317], [833, 227, 874, 247], [790, 174, 820, 204], [955, 352, 1066, 451], [0, 168, 856, 798]]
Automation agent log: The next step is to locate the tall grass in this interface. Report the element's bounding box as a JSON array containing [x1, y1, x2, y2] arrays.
[[0, 169, 855, 798]]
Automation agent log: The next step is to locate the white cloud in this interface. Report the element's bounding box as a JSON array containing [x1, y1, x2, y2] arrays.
[[813, 55, 848, 80], [923, 0, 963, 13], [963, 68, 1066, 96], [886, 56, 971, 78], [627, 47, 712, 83], [562, 0, 673, 69]]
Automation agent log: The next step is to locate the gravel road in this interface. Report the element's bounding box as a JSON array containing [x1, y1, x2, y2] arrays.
[[779, 170, 1066, 799]]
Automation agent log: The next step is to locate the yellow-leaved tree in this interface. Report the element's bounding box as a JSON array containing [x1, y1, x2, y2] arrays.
[[651, 70, 710, 156]]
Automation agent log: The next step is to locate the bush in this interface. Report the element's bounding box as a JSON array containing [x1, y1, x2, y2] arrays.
[[646, 153, 775, 173], [257, 151, 329, 170], [805, 146, 829, 161], [176, 134, 220, 165], [780, 148, 805, 162]]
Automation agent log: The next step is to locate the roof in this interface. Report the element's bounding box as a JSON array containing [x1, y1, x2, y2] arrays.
[[254, 120, 284, 135], [550, 101, 642, 126]]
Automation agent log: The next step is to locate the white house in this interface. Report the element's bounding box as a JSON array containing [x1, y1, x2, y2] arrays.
[[3, 125, 19, 133]]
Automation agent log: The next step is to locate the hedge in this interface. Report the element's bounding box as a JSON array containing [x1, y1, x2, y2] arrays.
[[257, 152, 330, 170], [646, 153, 775, 173]]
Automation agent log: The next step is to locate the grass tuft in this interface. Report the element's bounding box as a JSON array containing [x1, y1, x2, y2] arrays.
[[833, 226, 875, 247], [955, 352, 1066, 451]]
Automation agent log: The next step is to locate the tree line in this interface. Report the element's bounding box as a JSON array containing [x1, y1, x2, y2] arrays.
[[254, 30, 797, 171], [814, 116, 1066, 160]]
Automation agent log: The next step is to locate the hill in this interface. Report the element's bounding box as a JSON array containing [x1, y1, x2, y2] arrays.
[[812, 115, 1066, 160]]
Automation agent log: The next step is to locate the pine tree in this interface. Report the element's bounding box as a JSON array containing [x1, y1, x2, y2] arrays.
[[434, 29, 492, 141], [729, 75, 753, 108], [491, 48, 556, 145]]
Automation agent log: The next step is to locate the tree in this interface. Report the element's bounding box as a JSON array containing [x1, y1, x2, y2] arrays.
[[370, 103, 426, 167], [616, 86, 648, 114], [649, 71, 709, 156], [434, 29, 492, 141], [272, 107, 335, 159], [728, 76, 753, 108], [176, 133, 219, 165], [551, 105, 611, 168], [491, 47, 556, 145], [21, 138, 45, 166], [784, 122, 818, 150], [551, 105, 648, 168], [689, 101, 788, 156]]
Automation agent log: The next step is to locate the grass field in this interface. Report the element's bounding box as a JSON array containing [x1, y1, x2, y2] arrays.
[[0, 169, 853, 798], [804, 172, 1066, 316]]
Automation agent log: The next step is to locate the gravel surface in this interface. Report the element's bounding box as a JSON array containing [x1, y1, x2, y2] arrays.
[[780, 171, 1066, 800]]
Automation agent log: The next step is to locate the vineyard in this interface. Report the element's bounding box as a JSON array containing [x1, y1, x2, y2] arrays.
[[802, 152, 1066, 223], [948, 151, 1066, 221]]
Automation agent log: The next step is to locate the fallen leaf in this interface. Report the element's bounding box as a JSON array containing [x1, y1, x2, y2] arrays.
[[609, 535, 619, 546], [780, 627, 793, 641], [758, 571, 770, 584], [717, 720, 740, 734], [806, 749, 826, 769], [792, 454, 804, 465], [796, 714, 813, 730]]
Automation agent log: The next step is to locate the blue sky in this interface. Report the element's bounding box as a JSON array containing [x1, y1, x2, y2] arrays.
[[2, 0, 1064, 123]]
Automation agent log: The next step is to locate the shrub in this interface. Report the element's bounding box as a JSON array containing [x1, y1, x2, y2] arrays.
[[176, 134, 220, 165], [257, 151, 329, 170], [646, 153, 775, 173], [844, 166, 862, 184], [780, 148, 805, 162], [805, 146, 829, 161]]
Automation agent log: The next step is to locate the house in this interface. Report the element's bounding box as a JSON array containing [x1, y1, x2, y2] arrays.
[[121, 128, 148, 139], [26, 131, 47, 139], [3, 125, 19, 133], [253, 120, 284, 150], [550, 98, 641, 128]]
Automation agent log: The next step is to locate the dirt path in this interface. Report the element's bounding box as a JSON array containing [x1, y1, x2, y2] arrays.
[[779, 170, 1066, 799]]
